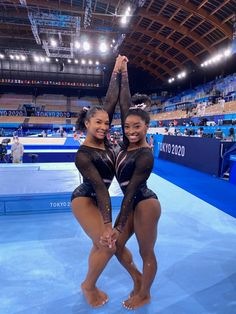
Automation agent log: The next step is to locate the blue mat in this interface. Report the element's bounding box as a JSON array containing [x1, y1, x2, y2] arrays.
[[0, 174, 235, 313], [0, 163, 123, 215], [153, 158, 236, 218]]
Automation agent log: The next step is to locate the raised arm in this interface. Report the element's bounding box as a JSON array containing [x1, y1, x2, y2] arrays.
[[115, 150, 154, 232], [120, 59, 132, 131], [103, 56, 122, 124], [75, 151, 112, 224]]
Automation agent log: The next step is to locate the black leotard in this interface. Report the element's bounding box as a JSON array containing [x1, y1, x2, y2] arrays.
[[71, 69, 120, 224], [71, 145, 116, 224], [115, 147, 157, 232]]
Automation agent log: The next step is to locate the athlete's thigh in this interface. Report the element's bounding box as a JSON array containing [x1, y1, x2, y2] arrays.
[[72, 196, 104, 243], [134, 199, 161, 252]]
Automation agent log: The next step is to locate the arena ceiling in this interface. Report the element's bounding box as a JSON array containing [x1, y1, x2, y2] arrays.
[[0, 0, 235, 84]]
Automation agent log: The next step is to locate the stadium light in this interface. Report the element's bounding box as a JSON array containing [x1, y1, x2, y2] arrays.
[[120, 6, 132, 25], [121, 16, 127, 25], [34, 55, 40, 62], [178, 71, 186, 79], [20, 55, 26, 61], [99, 42, 108, 53], [168, 78, 175, 83], [224, 48, 231, 57], [74, 41, 81, 49], [200, 47, 232, 67], [50, 39, 57, 47], [83, 41, 91, 51]]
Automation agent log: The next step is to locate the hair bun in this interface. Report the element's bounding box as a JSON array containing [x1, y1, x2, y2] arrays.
[[131, 93, 151, 110]]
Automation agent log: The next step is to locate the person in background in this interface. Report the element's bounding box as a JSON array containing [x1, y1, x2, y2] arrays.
[[41, 130, 47, 137], [214, 128, 224, 140], [174, 128, 182, 136], [173, 119, 178, 127], [149, 134, 154, 152], [0, 128, 4, 137], [57, 126, 64, 137], [163, 127, 169, 135], [219, 97, 225, 111], [196, 127, 204, 137], [17, 126, 23, 137], [62, 129, 67, 137], [228, 127, 235, 141], [11, 136, 24, 163]]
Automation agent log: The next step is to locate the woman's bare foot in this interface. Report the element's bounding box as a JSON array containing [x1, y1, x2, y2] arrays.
[[95, 287, 109, 304], [81, 282, 108, 308], [129, 273, 142, 298], [123, 294, 150, 310]]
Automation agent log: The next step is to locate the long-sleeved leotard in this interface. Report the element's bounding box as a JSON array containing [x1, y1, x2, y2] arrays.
[[71, 145, 116, 223], [71, 69, 119, 223], [114, 147, 157, 232], [119, 71, 132, 129], [103, 70, 120, 125], [113, 69, 157, 232]]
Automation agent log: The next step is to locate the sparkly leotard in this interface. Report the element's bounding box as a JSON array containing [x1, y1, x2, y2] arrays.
[[71, 145, 116, 224], [71, 70, 120, 224], [115, 146, 157, 231]]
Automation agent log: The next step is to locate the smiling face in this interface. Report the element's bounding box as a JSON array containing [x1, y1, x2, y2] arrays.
[[124, 114, 148, 144], [85, 110, 110, 140]]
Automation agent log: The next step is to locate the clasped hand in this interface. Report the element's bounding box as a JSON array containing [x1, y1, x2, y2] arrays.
[[100, 226, 120, 249]]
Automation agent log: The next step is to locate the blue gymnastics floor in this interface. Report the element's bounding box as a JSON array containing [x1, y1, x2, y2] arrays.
[[153, 158, 236, 218], [0, 163, 122, 214], [0, 165, 235, 314]]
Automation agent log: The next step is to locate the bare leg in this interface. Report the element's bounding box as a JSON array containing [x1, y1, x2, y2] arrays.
[[123, 199, 161, 310], [72, 197, 115, 307], [115, 213, 142, 297]]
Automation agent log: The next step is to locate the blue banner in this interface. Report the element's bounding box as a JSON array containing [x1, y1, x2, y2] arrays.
[[153, 135, 221, 176], [4, 193, 72, 214]]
